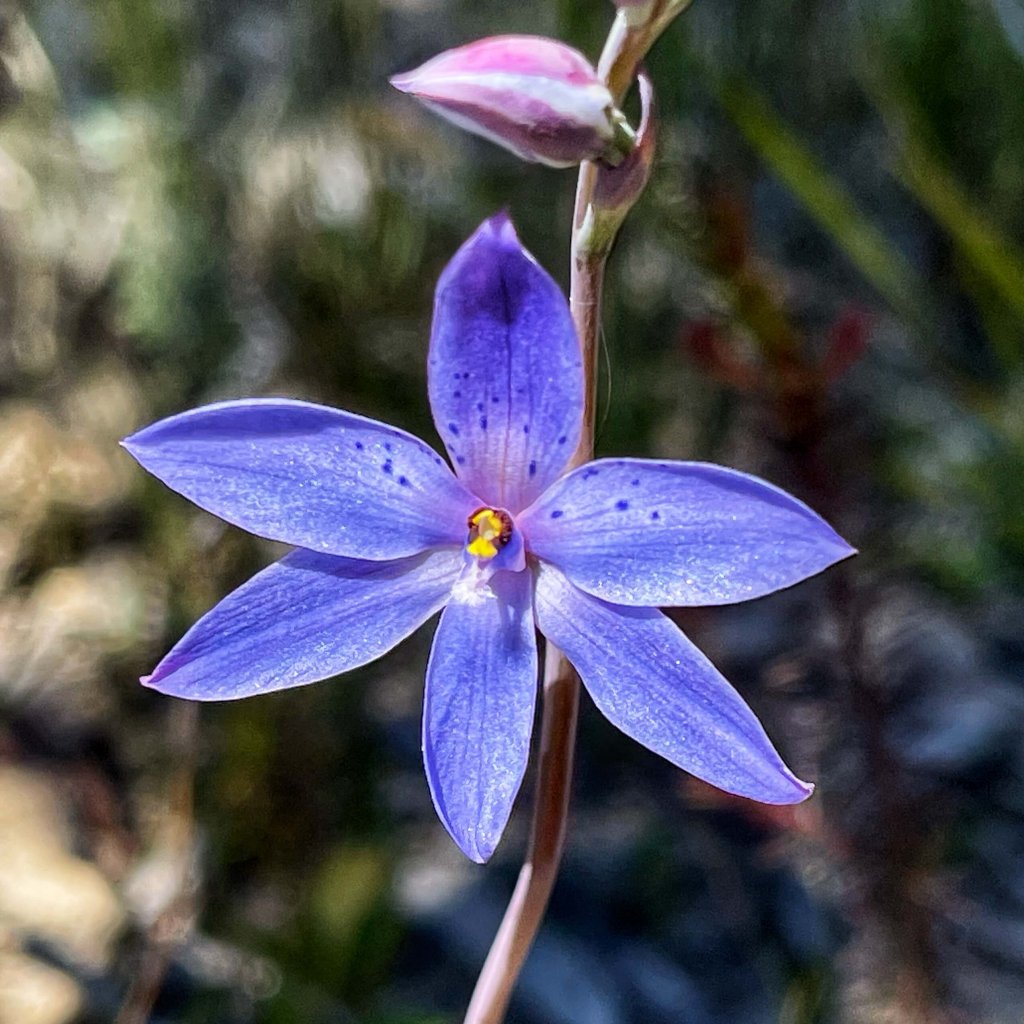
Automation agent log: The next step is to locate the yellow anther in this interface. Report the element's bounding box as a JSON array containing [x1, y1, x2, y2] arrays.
[[467, 536, 499, 558], [466, 508, 511, 560]]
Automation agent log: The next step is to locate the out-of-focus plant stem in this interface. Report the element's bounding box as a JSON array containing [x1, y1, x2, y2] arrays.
[[115, 701, 198, 1024], [461, 6, 688, 1024]]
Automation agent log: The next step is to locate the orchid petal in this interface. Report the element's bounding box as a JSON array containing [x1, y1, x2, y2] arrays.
[[123, 399, 478, 559], [423, 568, 537, 862], [428, 214, 583, 513], [144, 548, 463, 700], [534, 565, 812, 804], [521, 459, 854, 606]]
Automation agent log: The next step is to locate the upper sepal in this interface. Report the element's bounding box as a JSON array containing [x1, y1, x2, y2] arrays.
[[428, 214, 583, 513], [391, 35, 623, 168]]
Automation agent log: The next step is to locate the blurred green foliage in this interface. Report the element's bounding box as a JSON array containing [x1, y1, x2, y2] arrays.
[[3, 0, 1024, 1021]]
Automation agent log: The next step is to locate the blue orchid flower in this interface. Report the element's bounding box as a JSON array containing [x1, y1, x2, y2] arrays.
[[123, 214, 854, 863]]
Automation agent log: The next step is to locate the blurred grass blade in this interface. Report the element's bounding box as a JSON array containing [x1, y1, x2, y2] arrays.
[[717, 75, 923, 322], [861, 43, 1024, 370], [899, 128, 1024, 324]]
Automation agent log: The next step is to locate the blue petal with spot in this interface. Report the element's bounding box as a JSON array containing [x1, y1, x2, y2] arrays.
[[123, 399, 478, 559], [427, 214, 583, 512], [521, 459, 855, 606]]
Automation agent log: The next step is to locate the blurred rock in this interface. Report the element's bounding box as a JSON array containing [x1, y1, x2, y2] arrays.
[[0, 766, 123, 1023], [613, 942, 714, 1024], [0, 767, 123, 968], [1, 551, 161, 727], [0, 944, 82, 1024]]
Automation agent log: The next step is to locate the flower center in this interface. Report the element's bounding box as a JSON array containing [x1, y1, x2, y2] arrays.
[[466, 507, 513, 560]]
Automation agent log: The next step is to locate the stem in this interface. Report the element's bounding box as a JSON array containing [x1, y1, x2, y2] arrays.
[[462, 9, 686, 1023], [462, 188, 604, 1024], [461, 643, 580, 1024], [115, 702, 197, 1024]]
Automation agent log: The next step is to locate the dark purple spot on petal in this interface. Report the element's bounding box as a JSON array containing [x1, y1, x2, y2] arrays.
[[528, 460, 537, 477], [557, 435, 567, 445], [582, 468, 600, 480], [453, 372, 461, 380], [354, 441, 364, 451], [448, 422, 460, 436], [616, 499, 629, 511], [650, 511, 660, 520], [384, 443, 393, 453], [476, 402, 484, 413], [462, 372, 471, 379], [491, 395, 500, 404], [550, 510, 564, 519], [453, 390, 462, 398], [434, 456, 443, 466], [456, 455, 467, 465], [479, 416, 488, 430], [522, 423, 530, 434], [631, 478, 640, 486], [399, 476, 410, 487], [382, 460, 393, 475]]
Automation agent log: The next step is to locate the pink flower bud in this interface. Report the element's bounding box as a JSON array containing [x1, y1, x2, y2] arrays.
[[391, 36, 622, 168]]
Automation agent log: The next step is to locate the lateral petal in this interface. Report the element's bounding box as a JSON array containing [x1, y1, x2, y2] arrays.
[[123, 399, 478, 559], [534, 565, 812, 805], [521, 459, 854, 606], [428, 214, 583, 513], [145, 547, 463, 699], [423, 568, 538, 862]]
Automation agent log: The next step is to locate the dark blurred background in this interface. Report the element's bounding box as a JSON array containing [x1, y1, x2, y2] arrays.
[[3, 0, 1024, 1021]]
